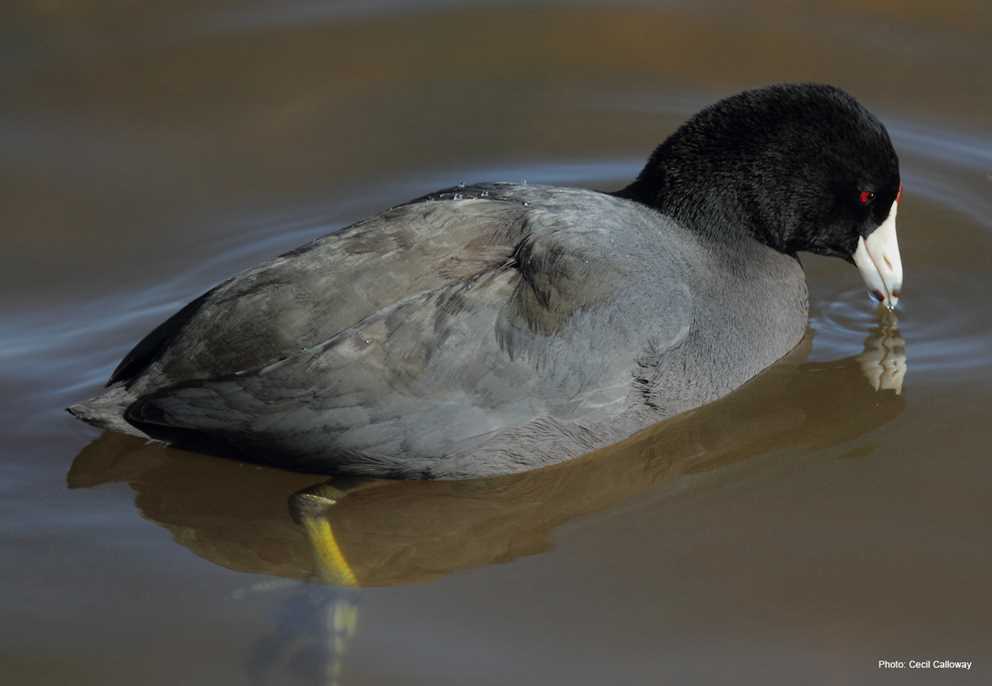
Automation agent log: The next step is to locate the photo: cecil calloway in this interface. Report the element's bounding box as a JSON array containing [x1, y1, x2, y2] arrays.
[[879, 658, 974, 671]]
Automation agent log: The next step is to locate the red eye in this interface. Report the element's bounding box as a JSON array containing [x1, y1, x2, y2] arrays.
[[859, 190, 876, 206]]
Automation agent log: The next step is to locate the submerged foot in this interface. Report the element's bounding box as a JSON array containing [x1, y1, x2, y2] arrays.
[[289, 477, 383, 587]]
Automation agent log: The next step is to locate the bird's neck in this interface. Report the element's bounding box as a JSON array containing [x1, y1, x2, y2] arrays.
[[614, 166, 792, 255]]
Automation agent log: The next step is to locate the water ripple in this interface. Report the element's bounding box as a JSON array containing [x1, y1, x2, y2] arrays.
[[810, 275, 990, 379]]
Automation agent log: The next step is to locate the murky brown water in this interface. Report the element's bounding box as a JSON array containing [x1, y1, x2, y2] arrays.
[[3, 2, 991, 684]]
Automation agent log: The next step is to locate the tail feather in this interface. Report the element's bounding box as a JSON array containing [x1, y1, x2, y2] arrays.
[[67, 384, 148, 438]]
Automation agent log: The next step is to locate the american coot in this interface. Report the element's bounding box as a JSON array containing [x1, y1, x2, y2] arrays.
[[69, 83, 903, 479]]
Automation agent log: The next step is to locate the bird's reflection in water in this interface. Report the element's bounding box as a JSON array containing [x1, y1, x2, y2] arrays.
[[68, 320, 908, 588]]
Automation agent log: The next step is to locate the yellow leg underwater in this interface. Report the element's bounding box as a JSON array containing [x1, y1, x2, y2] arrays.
[[302, 515, 359, 587]]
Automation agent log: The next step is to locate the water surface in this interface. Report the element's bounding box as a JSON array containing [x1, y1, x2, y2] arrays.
[[2, 2, 991, 684]]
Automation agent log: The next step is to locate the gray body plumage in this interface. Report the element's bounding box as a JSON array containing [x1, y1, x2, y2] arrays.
[[71, 184, 808, 478]]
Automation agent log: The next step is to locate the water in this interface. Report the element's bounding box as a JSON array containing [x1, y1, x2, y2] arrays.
[[3, 2, 991, 684]]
